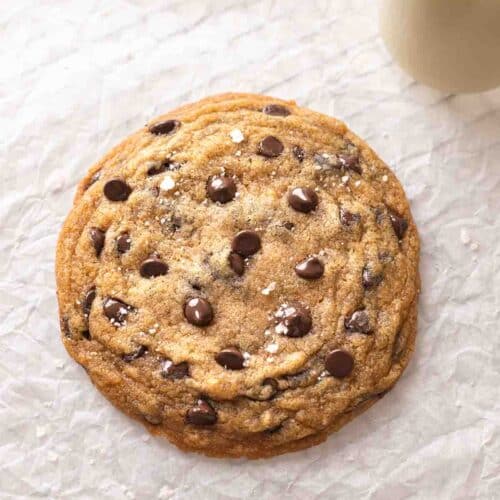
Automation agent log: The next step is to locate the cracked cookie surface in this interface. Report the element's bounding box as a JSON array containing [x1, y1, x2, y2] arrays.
[[56, 93, 420, 458]]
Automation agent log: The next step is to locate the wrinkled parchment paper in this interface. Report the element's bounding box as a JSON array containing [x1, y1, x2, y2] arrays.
[[1, 1, 499, 498]]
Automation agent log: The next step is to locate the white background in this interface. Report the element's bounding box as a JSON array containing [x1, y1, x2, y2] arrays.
[[1, 1, 499, 499]]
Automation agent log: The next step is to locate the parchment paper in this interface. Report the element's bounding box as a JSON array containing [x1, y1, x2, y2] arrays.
[[1, 1, 499, 499]]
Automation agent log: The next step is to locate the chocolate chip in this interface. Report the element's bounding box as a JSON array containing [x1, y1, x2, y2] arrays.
[[140, 257, 168, 278], [283, 221, 295, 231], [340, 208, 361, 227], [257, 136, 284, 157], [149, 119, 180, 135], [82, 287, 96, 316], [389, 211, 408, 240], [292, 145, 305, 162], [147, 160, 181, 176], [116, 233, 131, 254], [123, 345, 147, 363], [374, 208, 384, 225], [184, 297, 213, 327], [338, 153, 361, 174], [295, 256, 324, 280], [103, 298, 133, 326], [345, 310, 371, 334], [274, 303, 312, 337], [103, 179, 132, 201], [325, 349, 354, 378], [215, 347, 245, 370], [288, 187, 318, 213], [161, 359, 189, 379], [262, 104, 290, 117], [81, 329, 91, 340], [231, 230, 261, 257], [362, 267, 383, 289], [228, 252, 245, 276], [186, 399, 217, 426], [89, 228, 105, 257], [207, 175, 237, 203]]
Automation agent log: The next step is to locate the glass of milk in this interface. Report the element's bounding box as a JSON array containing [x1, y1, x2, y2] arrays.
[[379, 0, 500, 93]]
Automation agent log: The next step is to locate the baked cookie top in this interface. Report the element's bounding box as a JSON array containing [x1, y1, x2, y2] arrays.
[[56, 93, 420, 458]]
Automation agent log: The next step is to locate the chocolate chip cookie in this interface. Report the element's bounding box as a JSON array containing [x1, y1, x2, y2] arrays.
[[56, 93, 420, 458]]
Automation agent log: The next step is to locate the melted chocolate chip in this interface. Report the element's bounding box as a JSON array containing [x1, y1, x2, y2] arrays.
[[274, 303, 312, 337], [186, 399, 217, 426], [103, 179, 132, 201], [103, 298, 133, 326], [345, 310, 371, 334], [228, 252, 245, 276], [292, 145, 305, 162], [81, 329, 91, 340], [325, 349, 354, 378], [161, 359, 189, 379], [147, 160, 181, 176], [264, 422, 285, 434], [288, 187, 318, 213], [231, 230, 261, 257], [189, 280, 202, 291], [140, 257, 168, 278], [89, 228, 105, 257], [61, 317, 70, 337], [184, 297, 213, 327], [314, 153, 338, 170], [257, 136, 284, 157], [262, 104, 290, 117], [392, 330, 406, 361], [149, 119, 180, 135], [295, 256, 324, 280], [389, 211, 408, 240], [340, 208, 361, 227], [122, 345, 147, 363], [171, 216, 182, 232], [246, 378, 279, 401], [215, 347, 245, 370], [207, 175, 237, 203], [116, 233, 131, 254], [362, 267, 383, 289], [338, 153, 361, 174], [283, 221, 295, 231], [82, 287, 96, 316]]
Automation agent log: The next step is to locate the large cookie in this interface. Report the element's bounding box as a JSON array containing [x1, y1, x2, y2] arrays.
[[56, 93, 420, 458]]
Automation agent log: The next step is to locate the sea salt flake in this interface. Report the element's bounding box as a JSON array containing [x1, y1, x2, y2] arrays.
[[382, 175, 388, 182], [341, 175, 349, 183], [230, 128, 244, 143], [266, 343, 279, 354], [160, 175, 176, 191], [261, 282, 276, 295]]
